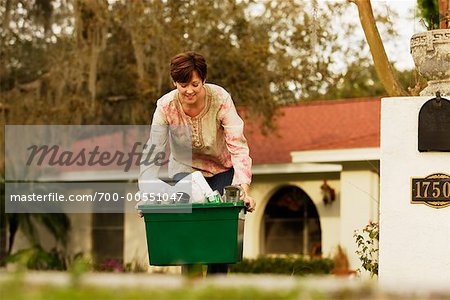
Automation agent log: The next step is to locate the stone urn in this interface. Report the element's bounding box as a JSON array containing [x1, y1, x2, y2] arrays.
[[410, 29, 450, 96]]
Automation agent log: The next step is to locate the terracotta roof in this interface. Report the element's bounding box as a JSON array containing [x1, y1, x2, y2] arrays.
[[35, 97, 381, 175], [242, 97, 382, 164]]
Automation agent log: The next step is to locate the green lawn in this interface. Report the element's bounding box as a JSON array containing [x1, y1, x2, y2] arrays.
[[1, 281, 304, 300], [1, 272, 449, 300]]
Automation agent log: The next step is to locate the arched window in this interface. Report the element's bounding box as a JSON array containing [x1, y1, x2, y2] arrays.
[[263, 186, 321, 256]]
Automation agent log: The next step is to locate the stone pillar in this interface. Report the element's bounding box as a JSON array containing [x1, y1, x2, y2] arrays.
[[379, 97, 450, 292]]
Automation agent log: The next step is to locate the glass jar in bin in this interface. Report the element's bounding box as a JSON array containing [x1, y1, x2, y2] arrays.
[[223, 185, 241, 202]]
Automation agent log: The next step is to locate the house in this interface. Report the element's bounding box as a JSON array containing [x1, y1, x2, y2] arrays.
[[242, 97, 381, 270], [10, 97, 381, 271]]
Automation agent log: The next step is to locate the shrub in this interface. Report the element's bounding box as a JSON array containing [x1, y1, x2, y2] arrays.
[[6, 246, 66, 270], [354, 221, 379, 277], [229, 255, 334, 276]]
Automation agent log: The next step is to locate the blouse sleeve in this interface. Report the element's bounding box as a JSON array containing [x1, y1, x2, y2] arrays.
[[138, 101, 169, 192], [219, 93, 252, 185]]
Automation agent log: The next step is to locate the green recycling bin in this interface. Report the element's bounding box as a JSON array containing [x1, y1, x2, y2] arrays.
[[139, 201, 246, 266]]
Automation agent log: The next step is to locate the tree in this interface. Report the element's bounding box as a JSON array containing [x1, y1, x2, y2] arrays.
[[349, 0, 408, 96], [0, 0, 408, 260], [0, 0, 71, 264], [418, 0, 441, 29], [417, 0, 449, 29], [350, 0, 448, 97], [1, 0, 403, 127]]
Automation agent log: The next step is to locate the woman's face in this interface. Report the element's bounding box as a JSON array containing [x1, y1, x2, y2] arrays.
[[175, 71, 205, 106]]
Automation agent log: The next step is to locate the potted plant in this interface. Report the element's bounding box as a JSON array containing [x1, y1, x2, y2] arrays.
[[411, 0, 450, 96]]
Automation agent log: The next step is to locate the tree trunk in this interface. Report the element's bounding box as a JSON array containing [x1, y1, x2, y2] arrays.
[[89, 46, 100, 103], [131, 34, 146, 84], [2, 0, 12, 33], [439, 0, 449, 29], [349, 0, 408, 96]]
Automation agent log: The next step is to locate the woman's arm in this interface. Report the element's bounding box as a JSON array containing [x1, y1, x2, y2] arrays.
[[219, 93, 255, 211], [138, 103, 169, 193]]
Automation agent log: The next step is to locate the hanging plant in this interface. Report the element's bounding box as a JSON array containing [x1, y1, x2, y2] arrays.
[[321, 180, 336, 206]]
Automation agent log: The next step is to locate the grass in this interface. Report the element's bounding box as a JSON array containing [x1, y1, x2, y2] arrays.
[[1, 271, 450, 300], [1, 280, 301, 300]]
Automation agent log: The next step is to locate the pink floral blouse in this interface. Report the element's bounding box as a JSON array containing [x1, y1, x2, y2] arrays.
[[141, 83, 252, 185]]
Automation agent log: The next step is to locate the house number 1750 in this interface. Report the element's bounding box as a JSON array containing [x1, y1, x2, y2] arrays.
[[411, 174, 450, 208], [414, 181, 450, 199]]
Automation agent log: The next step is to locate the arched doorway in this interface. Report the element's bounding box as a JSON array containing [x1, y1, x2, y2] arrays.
[[263, 185, 321, 256]]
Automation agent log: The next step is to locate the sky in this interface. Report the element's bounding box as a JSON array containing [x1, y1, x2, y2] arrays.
[[370, 0, 425, 70]]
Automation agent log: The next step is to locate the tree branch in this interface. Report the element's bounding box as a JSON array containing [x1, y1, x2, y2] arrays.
[[349, 0, 408, 96]]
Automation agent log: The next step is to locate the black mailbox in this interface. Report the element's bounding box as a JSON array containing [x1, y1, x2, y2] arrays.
[[418, 93, 450, 152]]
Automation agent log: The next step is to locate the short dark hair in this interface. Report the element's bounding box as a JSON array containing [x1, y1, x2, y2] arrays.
[[170, 51, 207, 83]]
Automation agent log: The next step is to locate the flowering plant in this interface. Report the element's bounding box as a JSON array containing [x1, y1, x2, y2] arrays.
[[354, 221, 379, 277], [98, 258, 124, 272]]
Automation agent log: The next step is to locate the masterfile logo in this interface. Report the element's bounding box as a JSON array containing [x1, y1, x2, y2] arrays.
[[25, 142, 168, 172], [5, 125, 193, 213]]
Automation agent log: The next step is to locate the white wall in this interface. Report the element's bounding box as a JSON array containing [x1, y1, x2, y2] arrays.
[[124, 212, 148, 267], [301, 180, 341, 258], [340, 168, 379, 270], [66, 214, 92, 257], [379, 97, 450, 292]]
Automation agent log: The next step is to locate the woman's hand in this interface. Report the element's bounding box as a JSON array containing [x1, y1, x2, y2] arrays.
[[135, 200, 144, 218], [239, 184, 255, 212]]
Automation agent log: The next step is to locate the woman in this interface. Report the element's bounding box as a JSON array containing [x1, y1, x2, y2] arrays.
[[139, 51, 255, 275]]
